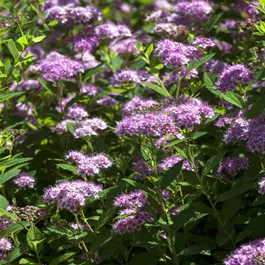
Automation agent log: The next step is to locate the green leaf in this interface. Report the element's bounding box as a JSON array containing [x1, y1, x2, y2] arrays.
[[7, 40, 20, 60], [26, 225, 44, 253], [145, 43, 153, 57], [129, 253, 159, 265], [221, 91, 244, 109], [95, 208, 116, 232], [216, 231, 229, 247], [0, 169, 20, 185], [19, 258, 39, 264], [187, 53, 215, 72], [202, 151, 226, 177], [142, 82, 170, 97], [49, 252, 77, 265], [259, 0, 265, 8], [217, 181, 254, 202], [172, 207, 195, 231], [0, 222, 29, 237], [235, 230, 252, 243], [0, 92, 24, 102], [56, 164, 77, 174], [32, 36, 46, 43], [0, 195, 8, 209], [203, 72, 220, 96], [84, 64, 106, 81], [161, 161, 183, 190], [247, 94, 265, 118]]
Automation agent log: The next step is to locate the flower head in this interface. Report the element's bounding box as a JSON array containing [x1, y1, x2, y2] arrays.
[[43, 180, 103, 212], [13, 172, 35, 189], [217, 157, 249, 179], [217, 64, 253, 93]]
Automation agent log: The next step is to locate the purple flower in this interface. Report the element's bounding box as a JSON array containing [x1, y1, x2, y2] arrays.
[[114, 190, 147, 210], [224, 117, 249, 144], [38, 52, 83, 82], [115, 112, 179, 137], [152, 23, 188, 39], [168, 207, 181, 216], [164, 97, 215, 130], [0, 238, 12, 252], [110, 38, 139, 54], [65, 150, 86, 164], [203, 59, 229, 74], [121, 96, 158, 117], [13, 172, 35, 189], [217, 157, 249, 179], [76, 153, 112, 177], [192, 36, 216, 49], [156, 39, 203, 68], [55, 93, 76, 113], [45, 4, 101, 24], [110, 70, 148, 87], [66, 104, 89, 121], [215, 40, 234, 54], [80, 84, 99, 96], [247, 113, 265, 154], [73, 118, 107, 138], [11, 80, 40, 92], [162, 190, 172, 201], [132, 157, 154, 179], [174, 0, 213, 21], [68, 34, 99, 53], [224, 238, 265, 265], [96, 96, 119, 107], [158, 155, 194, 173], [257, 177, 265, 195], [217, 64, 253, 93], [113, 211, 152, 234], [43, 180, 103, 212], [94, 22, 132, 39], [236, 0, 259, 16], [52, 119, 75, 134]]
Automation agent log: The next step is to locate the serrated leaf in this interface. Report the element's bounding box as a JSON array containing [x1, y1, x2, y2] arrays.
[[161, 161, 183, 190], [142, 81, 170, 97], [26, 225, 44, 253], [187, 53, 215, 72]]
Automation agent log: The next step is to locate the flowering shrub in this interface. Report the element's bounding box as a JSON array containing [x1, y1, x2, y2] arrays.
[[1, 0, 265, 264]]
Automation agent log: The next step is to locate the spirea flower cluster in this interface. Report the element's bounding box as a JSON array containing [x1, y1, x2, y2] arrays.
[[217, 64, 254, 93], [38, 52, 83, 82], [217, 157, 249, 179], [156, 39, 203, 68], [13, 172, 35, 189], [224, 238, 265, 265], [43, 180, 103, 212], [113, 190, 152, 234], [65, 151, 112, 177]]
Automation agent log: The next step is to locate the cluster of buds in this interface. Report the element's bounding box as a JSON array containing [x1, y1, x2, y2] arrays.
[[8, 206, 40, 221]]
